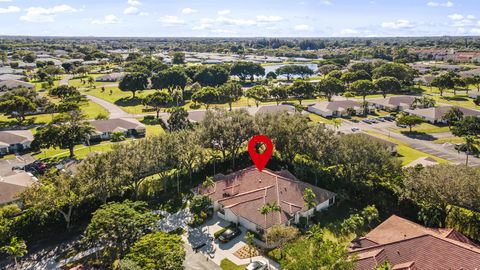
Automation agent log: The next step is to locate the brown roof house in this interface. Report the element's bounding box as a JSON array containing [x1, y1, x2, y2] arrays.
[[89, 118, 146, 141], [0, 130, 34, 155], [195, 166, 336, 234], [0, 171, 38, 205], [350, 215, 480, 269], [404, 106, 480, 124], [95, 72, 124, 82]]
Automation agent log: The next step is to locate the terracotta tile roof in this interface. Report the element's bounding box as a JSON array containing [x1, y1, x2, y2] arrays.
[[196, 166, 335, 230], [351, 215, 480, 269]]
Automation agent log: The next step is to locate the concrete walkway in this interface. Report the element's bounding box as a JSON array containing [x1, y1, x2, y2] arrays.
[[59, 75, 73, 86], [84, 94, 145, 119]]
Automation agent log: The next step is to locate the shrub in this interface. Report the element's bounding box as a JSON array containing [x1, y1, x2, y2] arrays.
[[95, 113, 109, 120], [111, 132, 126, 142]]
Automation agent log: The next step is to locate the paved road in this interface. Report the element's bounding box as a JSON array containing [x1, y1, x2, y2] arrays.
[[337, 120, 480, 167], [84, 94, 146, 119], [184, 243, 222, 270]]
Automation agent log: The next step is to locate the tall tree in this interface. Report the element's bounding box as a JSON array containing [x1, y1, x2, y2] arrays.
[[167, 107, 191, 131], [0, 96, 36, 122], [126, 232, 185, 270], [33, 110, 93, 158], [270, 86, 289, 105], [264, 225, 299, 259], [431, 73, 455, 96], [193, 65, 230, 86], [142, 90, 172, 118], [349, 80, 375, 100], [317, 77, 345, 101], [219, 82, 243, 111], [191, 86, 219, 109], [21, 172, 86, 229], [1, 237, 27, 266], [441, 107, 464, 129], [152, 68, 188, 92], [396, 114, 423, 132], [289, 81, 315, 104], [172, 52, 185, 65], [119, 73, 149, 98], [374, 76, 401, 98], [246, 85, 269, 107]]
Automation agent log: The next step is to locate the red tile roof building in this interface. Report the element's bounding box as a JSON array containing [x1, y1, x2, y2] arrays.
[[195, 166, 335, 233], [350, 215, 480, 269]]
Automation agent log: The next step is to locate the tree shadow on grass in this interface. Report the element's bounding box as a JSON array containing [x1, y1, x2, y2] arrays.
[[400, 131, 437, 141], [440, 96, 469, 102], [114, 97, 143, 107]]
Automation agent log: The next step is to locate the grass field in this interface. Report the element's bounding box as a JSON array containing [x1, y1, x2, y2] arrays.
[[391, 122, 450, 134], [34, 141, 115, 160], [220, 259, 246, 270], [365, 130, 448, 165]]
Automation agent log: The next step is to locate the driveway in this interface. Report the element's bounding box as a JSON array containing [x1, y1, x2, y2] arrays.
[[0, 154, 36, 176], [183, 214, 280, 270]]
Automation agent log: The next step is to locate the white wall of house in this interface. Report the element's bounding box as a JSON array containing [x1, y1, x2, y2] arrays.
[[238, 216, 257, 232], [295, 197, 334, 223], [223, 208, 239, 224], [308, 107, 333, 117]]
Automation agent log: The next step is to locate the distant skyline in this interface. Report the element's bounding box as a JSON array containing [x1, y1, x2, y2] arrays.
[[0, 0, 480, 37]]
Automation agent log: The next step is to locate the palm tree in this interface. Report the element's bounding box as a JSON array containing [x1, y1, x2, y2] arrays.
[[87, 76, 95, 87], [303, 188, 317, 226], [172, 88, 183, 107], [1, 237, 27, 266], [259, 204, 271, 229], [245, 232, 255, 262], [201, 176, 215, 189], [459, 136, 478, 166], [332, 118, 341, 131]]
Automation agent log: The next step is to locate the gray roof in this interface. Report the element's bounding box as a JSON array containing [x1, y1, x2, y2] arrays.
[[405, 106, 480, 120], [309, 100, 363, 112], [368, 96, 417, 108], [90, 118, 145, 133], [0, 74, 25, 81], [0, 80, 34, 89], [0, 130, 34, 147]]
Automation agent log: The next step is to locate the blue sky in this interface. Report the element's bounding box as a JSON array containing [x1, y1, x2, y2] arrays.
[[0, 0, 479, 37]]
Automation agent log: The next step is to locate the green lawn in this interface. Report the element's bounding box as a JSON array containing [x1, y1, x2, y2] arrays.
[[33, 141, 115, 160], [220, 259, 247, 270], [308, 113, 344, 125], [391, 122, 450, 134], [68, 74, 115, 88], [434, 136, 465, 145], [365, 131, 448, 166]]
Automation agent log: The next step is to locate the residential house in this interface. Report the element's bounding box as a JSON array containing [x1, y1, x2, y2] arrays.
[[308, 100, 372, 118], [468, 91, 480, 99], [367, 96, 418, 112], [349, 215, 480, 269], [404, 106, 480, 123], [95, 72, 124, 82], [0, 79, 35, 91], [0, 130, 34, 155], [405, 157, 439, 168], [0, 171, 38, 205], [195, 166, 336, 234], [89, 118, 146, 141], [0, 74, 26, 81]]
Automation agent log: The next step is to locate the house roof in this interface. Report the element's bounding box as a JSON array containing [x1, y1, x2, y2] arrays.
[[95, 72, 124, 81], [350, 215, 480, 270], [0, 74, 26, 81], [0, 130, 34, 147], [405, 157, 439, 168], [368, 96, 417, 108], [90, 118, 145, 134], [405, 106, 480, 120], [0, 79, 34, 89], [0, 171, 37, 204], [196, 166, 335, 230], [309, 100, 363, 112]]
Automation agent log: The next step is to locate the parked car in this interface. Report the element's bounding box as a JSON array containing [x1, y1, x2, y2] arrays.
[[397, 124, 407, 128], [369, 119, 379, 124], [351, 127, 360, 132], [362, 119, 372, 124], [218, 227, 241, 243], [376, 118, 385, 122], [245, 261, 268, 270]]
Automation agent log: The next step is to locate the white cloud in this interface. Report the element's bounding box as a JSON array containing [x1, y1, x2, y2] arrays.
[[256, 15, 283, 22], [218, 9, 230, 16], [448, 13, 463, 20], [127, 0, 141, 6], [381, 19, 414, 29], [158, 15, 185, 25], [91, 14, 120, 25], [193, 18, 214, 30], [340, 28, 358, 35], [470, 28, 480, 34], [427, 1, 453, 7], [321, 0, 332, 5], [139, 12, 148, 16], [294, 24, 313, 31], [217, 16, 256, 26], [0, 0, 13, 2], [467, 15, 476, 20], [0, 5, 20, 14], [212, 29, 236, 34], [124, 6, 138, 15], [20, 5, 78, 23], [182, 8, 197, 14]]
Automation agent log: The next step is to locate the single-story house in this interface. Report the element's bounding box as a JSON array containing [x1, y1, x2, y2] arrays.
[[0, 171, 38, 205], [404, 106, 480, 123], [468, 91, 480, 99], [405, 157, 439, 168], [0, 130, 34, 155], [89, 118, 146, 141], [95, 72, 124, 82], [0, 80, 35, 91], [367, 96, 418, 112], [195, 166, 336, 234], [308, 100, 373, 117], [349, 215, 480, 270], [0, 74, 26, 81]]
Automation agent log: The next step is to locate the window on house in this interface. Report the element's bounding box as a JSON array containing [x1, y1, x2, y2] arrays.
[[329, 197, 334, 206]]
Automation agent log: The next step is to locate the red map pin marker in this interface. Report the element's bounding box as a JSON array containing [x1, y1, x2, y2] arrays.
[[248, 135, 273, 172]]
